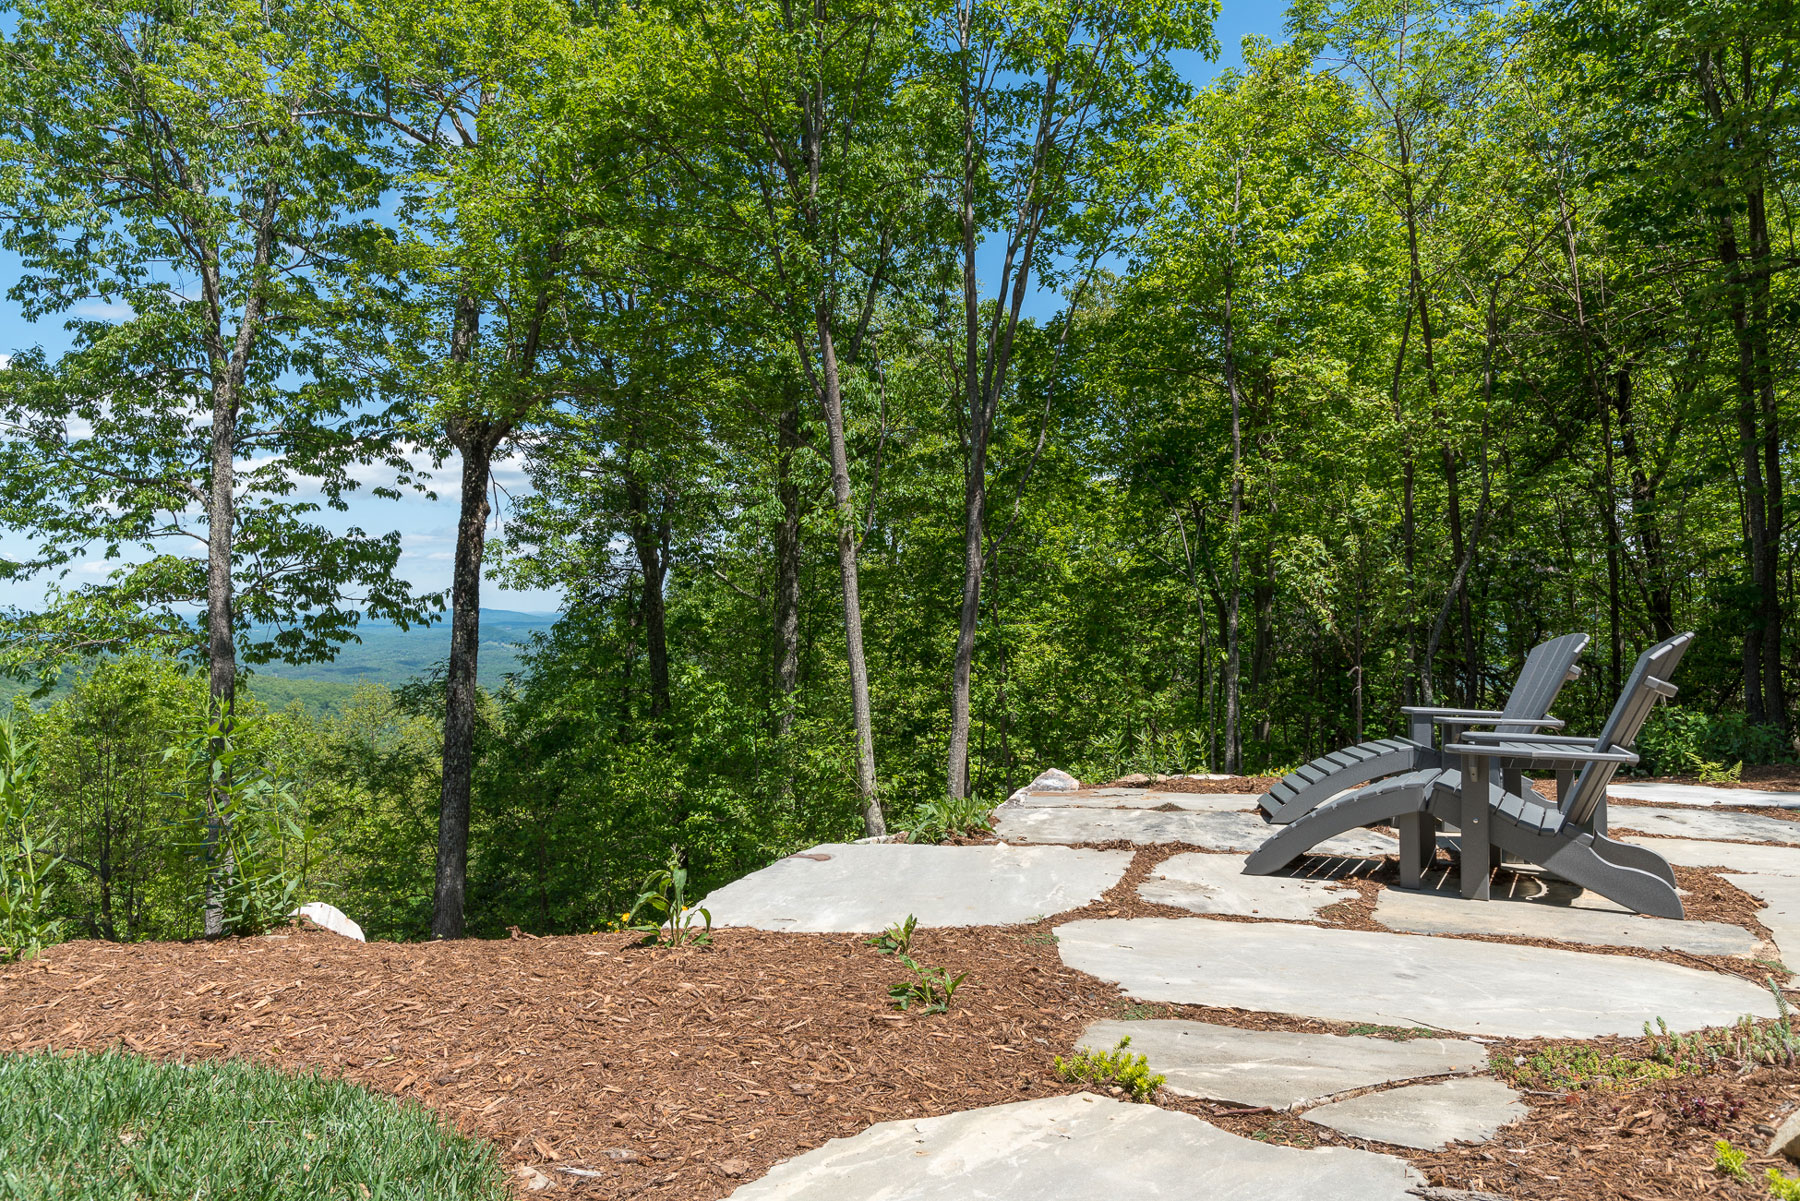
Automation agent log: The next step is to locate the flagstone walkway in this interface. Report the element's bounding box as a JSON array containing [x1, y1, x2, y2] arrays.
[[703, 771, 1800, 1198]]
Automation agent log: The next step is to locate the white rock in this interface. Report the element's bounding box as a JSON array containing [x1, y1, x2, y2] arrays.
[[291, 902, 365, 942], [725, 1093, 1424, 1201], [1055, 917, 1781, 1038], [1140, 853, 1354, 921], [1028, 768, 1081, 792], [700, 843, 1131, 932], [1074, 1019, 1487, 1110], [1302, 1078, 1526, 1151]]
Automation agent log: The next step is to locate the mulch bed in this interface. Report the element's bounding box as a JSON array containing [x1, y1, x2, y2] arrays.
[[4, 838, 1798, 1200]]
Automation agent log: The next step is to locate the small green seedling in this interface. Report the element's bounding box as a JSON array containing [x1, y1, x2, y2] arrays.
[[627, 850, 711, 946], [1714, 1139, 1749, 1181], [888, 956, 966, 1014], [1054, 1036, 1165, 1102], [867, 914, 916, 957], [1767, 1168, 1800, 1200]]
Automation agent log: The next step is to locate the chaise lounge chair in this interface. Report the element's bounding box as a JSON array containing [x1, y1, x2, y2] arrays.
[[1257, 633, 1590, 824], [1245, 632, 1694, 919]]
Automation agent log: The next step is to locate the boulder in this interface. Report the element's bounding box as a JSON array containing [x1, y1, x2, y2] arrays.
[[1767, 1109, 1800, 1161], [291, 901, 366, 942]]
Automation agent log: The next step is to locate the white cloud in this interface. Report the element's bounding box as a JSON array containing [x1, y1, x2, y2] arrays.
[[71, 299, 135, 322]]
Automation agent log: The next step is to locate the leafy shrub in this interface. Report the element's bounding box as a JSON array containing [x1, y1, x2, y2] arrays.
[[169, 711, 313, 938], [1715, 1139, 1749, 1180], [1054, 1036, 1165, 1102], [0, 1049, 508, 1200], [0, 719, 61, 962], [626, 849, 712, 946], [1636, 707, 1795, 776], [904, 795, 993, 843]]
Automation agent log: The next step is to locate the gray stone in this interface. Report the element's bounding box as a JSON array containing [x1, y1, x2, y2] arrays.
[[1617, 836, 1800, 877], [725, 1093, 1424, 1201], [1074, 1019, 1487, 1110], [1610, 805, 1800, 845], [1608, 782, 1800, 810], [993, 807, 1396, 856], [1373, 881, 1758, 956], [701, 843, 1131, 933], [1028, 768, 1082, 791], [1725, 871, 1800, 982], [1766, 1109, 1800, 1161], [1007, 790, 1252, 813], [1302, 1079, 1525, 1151], [1140, 853, 1356, 920], [1054, 917, 1781, 1038], [291, 901, 364, 942]]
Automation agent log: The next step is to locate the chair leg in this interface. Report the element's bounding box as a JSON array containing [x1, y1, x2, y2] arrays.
[[1459, 757, 1491, 900], [1395, 813, 1426, 888]]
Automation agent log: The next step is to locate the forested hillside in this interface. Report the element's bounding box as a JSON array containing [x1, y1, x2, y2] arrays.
[[0, 0, 1792, 945]]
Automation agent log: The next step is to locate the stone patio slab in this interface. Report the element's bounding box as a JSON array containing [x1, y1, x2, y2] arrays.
[[726, 1093, 1424, 1201], [1608, 782, 1800, 810], [1610, 805, 1800, 845], [1008, 791, 1253, 812], [1617, 837, 1800, 877], [1054, 917, 1781, 1037], [1302, 1078, 1525, 1150], [993, 808, 1395, 856], [1074, 1019, 1486, 1110], [1373, 881, 1757, 956], [1724, 871, 1800, 981], [1140, 853, 1354, 920], [701, 844, 1132, 932]]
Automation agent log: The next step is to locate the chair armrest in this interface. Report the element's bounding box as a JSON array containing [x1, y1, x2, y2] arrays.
[[1397, 708, 1565, 730], [1459, 730, 1594, 746], [1446, 740, 1639, 769], [1399, 707, 1508, 719]]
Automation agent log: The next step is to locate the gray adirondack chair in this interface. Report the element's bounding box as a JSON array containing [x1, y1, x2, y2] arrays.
[[1258, 633, 1589, 824], [1246, 633, 1694, 919]]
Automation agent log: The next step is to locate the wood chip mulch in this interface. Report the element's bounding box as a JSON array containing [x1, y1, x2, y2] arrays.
[[4, 844, 1800, 1200]]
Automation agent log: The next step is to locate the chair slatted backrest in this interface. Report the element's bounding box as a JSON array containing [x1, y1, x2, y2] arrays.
[[1495, 633, 1590, 736], [1560, 632, 1695, 827]]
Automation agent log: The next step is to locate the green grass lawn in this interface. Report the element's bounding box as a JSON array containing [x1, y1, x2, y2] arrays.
[[0, 1051, 509, 1200]]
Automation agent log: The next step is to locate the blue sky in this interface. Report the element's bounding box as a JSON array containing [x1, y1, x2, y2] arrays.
[[0, 0, 1287, 618]]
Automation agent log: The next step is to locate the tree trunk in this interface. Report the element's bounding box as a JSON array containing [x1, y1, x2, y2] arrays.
[[625, 458, 671, 721], [1748, 188, 1786, 729], [432, 428, 492, 940], [815, 314, 883, 835], [1722, 212, 1771, 723], [775, 396, 803, 739], [946, 384, 988, 800], [1221, 167, 1245, 774], [1615, 364, 1675, 639], [203, 360, 237, 938]]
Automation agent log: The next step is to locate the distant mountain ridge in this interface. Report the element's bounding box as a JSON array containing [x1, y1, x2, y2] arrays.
[[249, 609, 560, 690]]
